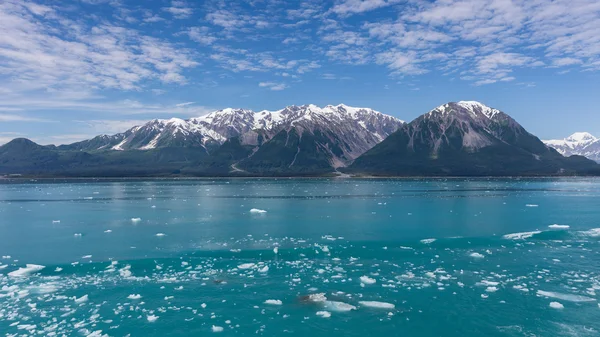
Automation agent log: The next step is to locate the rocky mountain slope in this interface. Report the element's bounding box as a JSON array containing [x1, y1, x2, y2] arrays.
[[1, 104, 404, 176], [544, 132, 600, 163], [347, 101, 599, 176]]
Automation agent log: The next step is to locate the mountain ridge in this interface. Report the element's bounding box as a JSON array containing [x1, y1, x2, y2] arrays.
[[346, 101, 598, 176], [2, 101, 599, 177], [544, 132, 600, 163]]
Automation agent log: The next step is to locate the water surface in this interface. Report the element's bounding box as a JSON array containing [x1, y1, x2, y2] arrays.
[[1, 178, 599, 336]]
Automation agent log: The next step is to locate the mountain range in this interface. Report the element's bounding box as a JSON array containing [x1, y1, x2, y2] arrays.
[[1, 101, 598, 177], [543, 132, 600, 163]]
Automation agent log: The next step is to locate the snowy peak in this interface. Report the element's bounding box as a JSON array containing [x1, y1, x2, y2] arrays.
[[64, 103, 404, 165], [428, 101, 502, 120], [544, 132, 600, 162], [565, 132, 597, 143]]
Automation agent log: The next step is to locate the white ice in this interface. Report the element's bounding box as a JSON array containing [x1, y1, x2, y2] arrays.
[[549, 302, 564, 309], [316, 311, 331, 318], [264, 299, 282, 305], [360, 275, 376, 284], [548, 224, 570, 229], [250, 208, 267, 214], [359, 301, 395, 309], [8, 264, 45, 277], [537, 290, 596, 302], [503, 231, 541, 240]]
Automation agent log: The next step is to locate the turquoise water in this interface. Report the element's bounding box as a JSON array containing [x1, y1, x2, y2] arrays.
[[1, 178, 600, 336]]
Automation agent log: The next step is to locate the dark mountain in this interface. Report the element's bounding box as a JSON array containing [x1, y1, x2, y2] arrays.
[[347, 101, 599, 176], [1, 101, 598, 177]]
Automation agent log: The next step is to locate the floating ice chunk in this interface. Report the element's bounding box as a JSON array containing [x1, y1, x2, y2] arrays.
[[52, 220, 60, 223], [86, 331, 108, 337], [420, 238, 436, 244], [273, 247, 279, 254], [74, 294, 89, 303], [147, 315, 159, 322], [155, 233, 166, 237], [104, 230, 112, 233], [360, 276, 376, 285], [548, 224, 569, 229], [503, 231, 541, 240], [82, 255, 92, 259], [238, 263, 256, 270], [131, 218, 142, 223], [201, 303, 207, 308], [359, 301, 395, 309], [55, 267, 63, 272], [537, 290, 596, 302], [212, 325, 224, 332], [470, 252, 485, 259], [127, 294, 142, 300], [324, 301, 356, 312], [486, 287, 498, 293], [264, 299, 282, 305], [525, 204, 539, 207], [316, 311, 331, 318], [549, 302, 564, 309], [8, 264, 45, 277], [250, 208, 267, 214], [74, 233, 82, 237], [258, 265, 269, 273], [307, 293, 327, 302]]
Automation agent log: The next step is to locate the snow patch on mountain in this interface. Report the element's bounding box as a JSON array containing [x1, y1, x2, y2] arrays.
[[544, 132, 600, 162]]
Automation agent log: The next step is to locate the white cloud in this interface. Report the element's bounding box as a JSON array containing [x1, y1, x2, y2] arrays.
[[175, 102, 195, 107], [162, 1, 193, 19], [0, 0, 198, 96], [258, 82, 288, 91], [186, 27, 217, 45], [0, 113, 49, 122], [552, 57, 583, 67], [332, 0, 401, 16]]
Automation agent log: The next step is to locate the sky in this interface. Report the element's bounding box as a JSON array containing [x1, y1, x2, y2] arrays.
[[1, 0, 599, 145]]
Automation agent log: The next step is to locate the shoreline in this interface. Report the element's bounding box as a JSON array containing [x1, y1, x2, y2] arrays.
[[2, 175, 600, 181]]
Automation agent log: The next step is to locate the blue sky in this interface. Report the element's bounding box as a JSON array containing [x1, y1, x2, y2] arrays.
[[0, 0, 599, 145]]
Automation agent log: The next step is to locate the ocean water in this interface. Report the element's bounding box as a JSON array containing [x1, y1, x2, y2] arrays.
[[1, 178, 600, 337]]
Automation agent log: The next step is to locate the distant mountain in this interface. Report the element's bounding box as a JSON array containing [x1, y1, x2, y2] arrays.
[[347, 101, 599, 176], [544, 132, 600, 163], [1, 104, 404, 176]]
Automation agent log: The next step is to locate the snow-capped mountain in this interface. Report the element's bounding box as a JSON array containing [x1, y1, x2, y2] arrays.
[[544, 132, 600, 162], [62, 104, 404, 166], [349, 101, 596, 175]]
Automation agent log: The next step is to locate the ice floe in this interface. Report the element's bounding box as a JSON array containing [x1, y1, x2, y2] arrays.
[[8, 264, 45, 277], [503, 231, 541, 240], [147, 315, 159, 322], [549, 301, 564, 309], [470, 252, 485, 259], [323, 301, 356, 312], [250, 208, 267, 214], [316, 311, 331, 318], [238, 263, 256, 270], [359, 301, 395, 309], [264, 299, 282, 305], [537, 290, 596, 302], [548, 224, 570, 229], [127, 294, 142, 300], [360, 275, 376, 285], [212, 325, 224, 332], [74, 294, 89, 303], [131, 217, 142, 223], [420, 238, 436, 244]]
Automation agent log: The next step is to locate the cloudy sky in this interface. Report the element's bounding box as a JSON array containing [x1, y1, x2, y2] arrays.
[[1, 0, 599, 145]]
